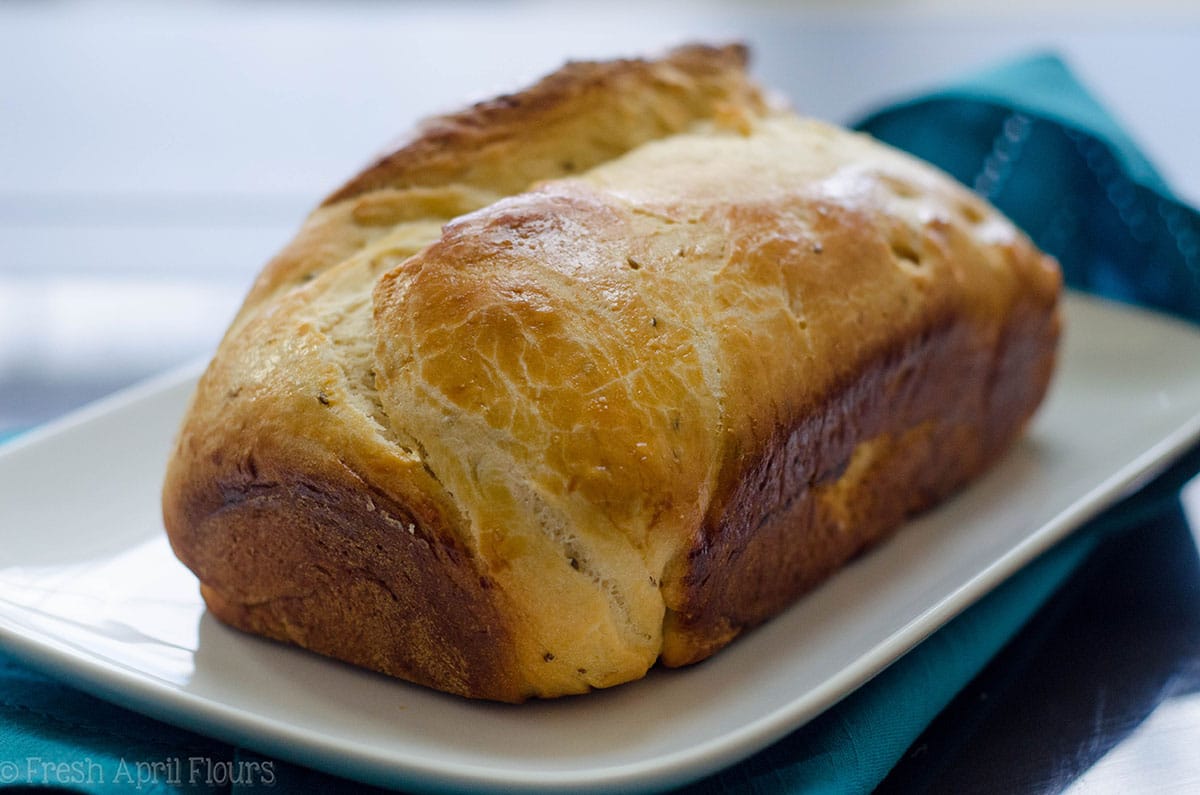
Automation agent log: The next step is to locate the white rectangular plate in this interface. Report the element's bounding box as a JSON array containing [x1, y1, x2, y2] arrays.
[[2, 293, 1200, 794]]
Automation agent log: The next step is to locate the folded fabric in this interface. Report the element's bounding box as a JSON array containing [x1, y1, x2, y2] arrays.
[[3, 53, 1200, 794], [857, 53, 1200, 324]]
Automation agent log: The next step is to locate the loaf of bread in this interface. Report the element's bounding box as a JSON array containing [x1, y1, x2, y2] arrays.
[[162, 44, 1061, 702]]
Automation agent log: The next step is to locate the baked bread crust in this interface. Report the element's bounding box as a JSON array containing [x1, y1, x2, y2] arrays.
[[162, 44, 1060, 701]]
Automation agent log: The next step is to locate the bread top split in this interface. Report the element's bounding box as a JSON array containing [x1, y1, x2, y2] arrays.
[[164, 44, 1060, 701]]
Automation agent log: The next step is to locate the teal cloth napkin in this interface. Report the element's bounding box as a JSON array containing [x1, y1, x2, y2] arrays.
[[3, 53, 1200, 793], [856, 53, 1200, 322]]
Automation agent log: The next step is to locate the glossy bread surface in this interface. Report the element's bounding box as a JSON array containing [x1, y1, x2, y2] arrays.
[[163, 45, 1060, 701]]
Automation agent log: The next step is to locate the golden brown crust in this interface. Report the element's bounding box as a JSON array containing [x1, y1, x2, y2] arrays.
[[660, 294, 1060, 664], [162, 44, 1061, 702], [231, 44, 763, 340], [322, 44, 756, 204], [178, 473, 524, 700]]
